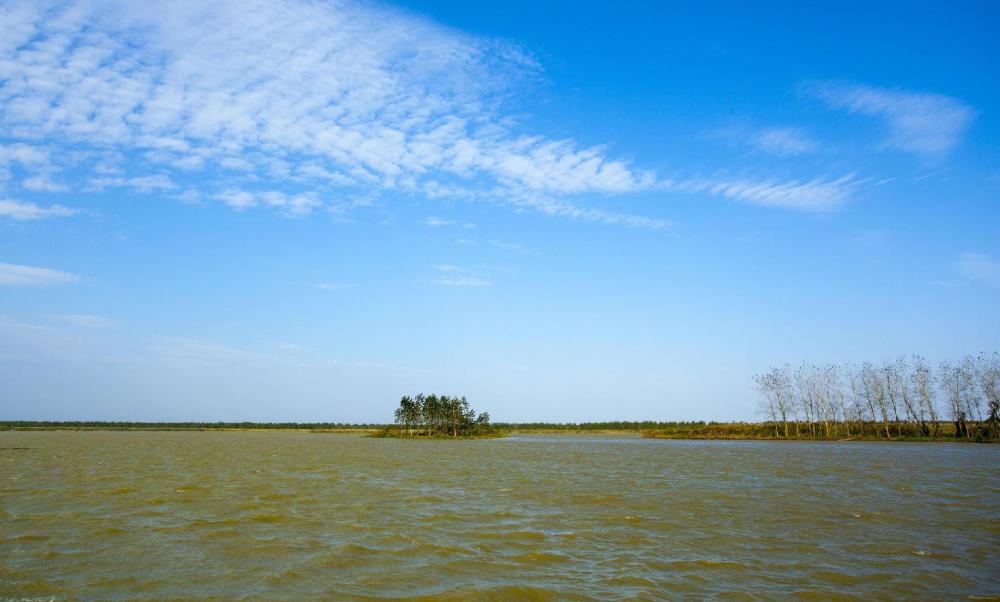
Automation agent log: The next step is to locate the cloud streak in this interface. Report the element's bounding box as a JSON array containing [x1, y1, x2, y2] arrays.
[[752, 128, 818, 156], [456, 238, 532, 254], [423, 216, 475, 228], [0, 262, 80, 286], [710, 126, 818, 157], [428, 264, 492, 287], [52, 314, 119, 328], [956, 253, 1000, 287], [807, 81, 974, 157], [0, 199, 80, 221], [672, 174, 858, 212]]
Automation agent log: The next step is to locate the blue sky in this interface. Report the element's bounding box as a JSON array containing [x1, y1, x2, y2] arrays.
[[1, 0, 998, 422]]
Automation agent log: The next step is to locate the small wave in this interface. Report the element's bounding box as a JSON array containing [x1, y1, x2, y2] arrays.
[[510, 551, 573, 564], [439, 585, 578, 601], [661, 559, 745, 572], [93, 526, 128, 536], [808, 570, 869, 586], [601, 515, 643, 524], [477, 529, 547, 542], [249, 513, 289, 523], [106, 486, 136, 495], [173, 484, 208, 494]]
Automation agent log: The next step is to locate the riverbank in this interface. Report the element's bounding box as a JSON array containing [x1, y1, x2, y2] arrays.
[[3, 421, 996, 441], [0, 422, 378, 433]]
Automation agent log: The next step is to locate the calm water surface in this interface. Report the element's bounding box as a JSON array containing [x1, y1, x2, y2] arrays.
[[1, 431, 998, 600]]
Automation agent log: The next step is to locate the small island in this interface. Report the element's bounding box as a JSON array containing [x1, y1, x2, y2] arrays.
[[376, 394, 499, 438]]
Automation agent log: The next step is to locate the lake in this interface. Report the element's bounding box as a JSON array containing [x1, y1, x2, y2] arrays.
[[2, 431, 998, 600]]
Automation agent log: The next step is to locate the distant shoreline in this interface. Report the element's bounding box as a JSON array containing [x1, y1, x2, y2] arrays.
[[1, 421, 996, 442]]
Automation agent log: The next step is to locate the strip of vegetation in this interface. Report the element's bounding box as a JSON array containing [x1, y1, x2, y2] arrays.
[[0, 421, 383, 431], [2, 419, 995, 442], [496, 421, 695, 433]]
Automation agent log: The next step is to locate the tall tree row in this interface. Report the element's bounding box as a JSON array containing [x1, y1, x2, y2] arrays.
[[755, 353, 1000, 440], [392, 393, 491, 437]]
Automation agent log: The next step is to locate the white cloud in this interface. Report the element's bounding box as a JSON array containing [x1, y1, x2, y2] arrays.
[[53, 314, 118, 328], [428, 264, 491, 287], [260, 191, 321, 215], [807, 81, 974, 157], [753, 128, 818, 156], [0, 199, 80, 221], [0, 0, 662, 226], [22, 175, 70, 192], [437, 275, 492, 287], [710, 126, 818, 156], [675, 174, 858, 212], [0, 143, 49, 168], [208, 189, 322, 215], [0, 262, 80, 286], [423, 216, 477, 229], [87, 175, 176, 193], [213, 189, 256, 210], [956, 253, 1000, 287], [456, 238, 532, 254], [316, 282, 357, 290], [510, 192, 672, 228]]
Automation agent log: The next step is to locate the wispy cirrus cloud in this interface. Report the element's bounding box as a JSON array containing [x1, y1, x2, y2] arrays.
[[672, 174, 858, 212], [709, 126, 818, 157], [423, 216, 476, 228], [0, 0, 662, 227], [956, 253, 1000, 287], [428, 264, 492, 287], [22, 176, 70, 193], [212, 189, 321, 215], [456, 238, 532, 254], [315, 282, 358, 291], [86, 175, 177, 194], [0, 199, 80, 221], [52, 314, 119, 328], [424, 216, 454, 227], [752, 128, 818, 156], [805, 81, 975, 158], [510, 192, 673, 228], [0, 262, 80, 286]]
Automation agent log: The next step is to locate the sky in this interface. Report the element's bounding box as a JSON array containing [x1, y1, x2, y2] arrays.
[[1, 0, 998, 422]]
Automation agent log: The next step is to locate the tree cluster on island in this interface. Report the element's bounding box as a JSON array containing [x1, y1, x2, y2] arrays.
[[752, 352, 999, 441], [389, 394, 492, 437]]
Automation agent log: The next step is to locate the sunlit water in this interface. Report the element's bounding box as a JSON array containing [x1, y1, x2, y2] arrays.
[[1, 431, 998, 600]]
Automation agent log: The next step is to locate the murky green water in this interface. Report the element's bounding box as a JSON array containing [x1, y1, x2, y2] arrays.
[[1, 432, 998, 600]]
